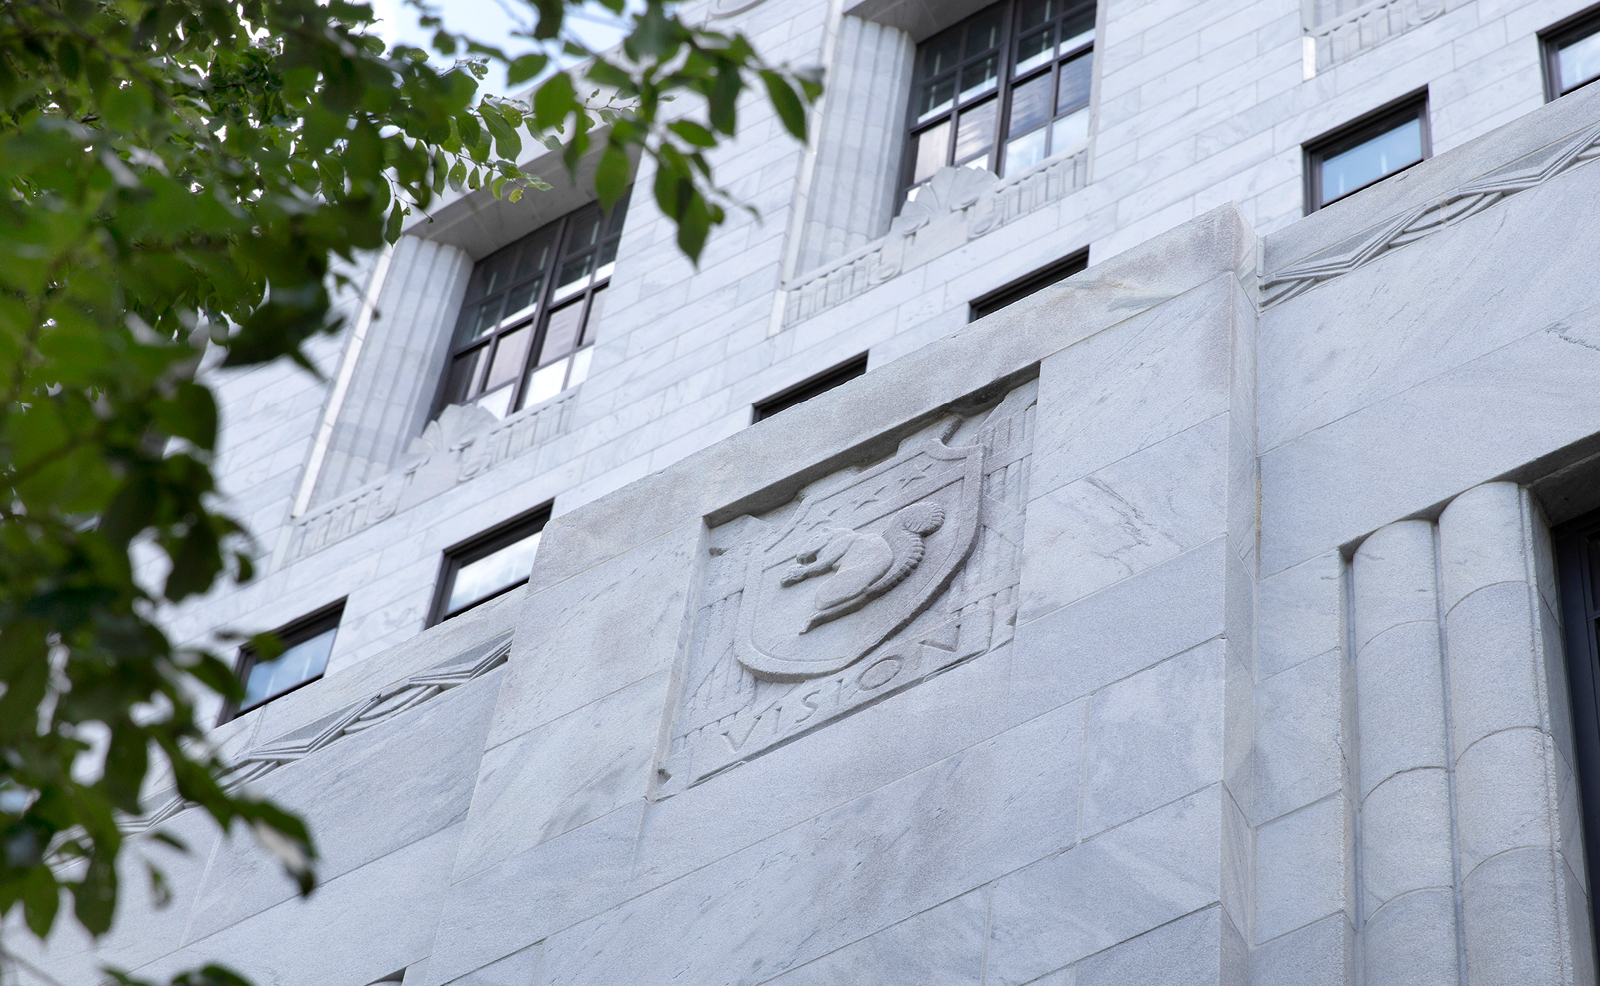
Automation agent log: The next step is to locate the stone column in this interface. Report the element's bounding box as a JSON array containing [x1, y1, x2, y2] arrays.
[[790, 15, 914, 276], [1437, 482, 1585, 986], [1351, 519, 1461, 985], [308, 234, 473, 507]]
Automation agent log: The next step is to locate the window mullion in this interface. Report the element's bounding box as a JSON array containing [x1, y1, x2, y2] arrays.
[[515, 214, 566, 413]]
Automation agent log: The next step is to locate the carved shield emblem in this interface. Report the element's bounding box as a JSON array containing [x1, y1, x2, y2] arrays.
[[734, 424, 985, 682]]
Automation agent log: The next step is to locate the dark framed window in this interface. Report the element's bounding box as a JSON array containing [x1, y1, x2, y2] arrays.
[[222, 601, 345, 722], [752, 354, 869, 422], [1554, 507, 1600, 958], [434, 191, 631, 421], [902, 0, 1096, 198], [1304, 93, 1430, 213], [1542, 6, 1600, 101], [429, 506, 551, 626], [969, 248, 1088, 320]]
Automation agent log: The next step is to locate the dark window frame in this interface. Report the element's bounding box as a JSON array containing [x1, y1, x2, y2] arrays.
[[431, 191, 631, 422], [1553, 507, 1600, 960], [1542, 5, 1600, 102], [1303, 91, 1431, 214], [220, 600, 346, 724], [752, 354, 869, 422], [428, 505, 552, 627], [899, 0, 1098, 202], [969, 247, 1089, 321]]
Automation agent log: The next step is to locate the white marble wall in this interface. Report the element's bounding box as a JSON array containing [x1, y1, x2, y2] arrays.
[[20, 78, 1600, 986], [158, 0, 1600, 694]]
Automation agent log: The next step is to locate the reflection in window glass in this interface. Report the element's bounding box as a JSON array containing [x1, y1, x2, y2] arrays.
[[1320, 117, 1422, 202], [1558, 29, 1600, 93], [484, 326, 531, 392], [902, 0, 1097, 193], [540, 301, 584, 366], [1057, 51, 1092, 114], [434, 189, 629, 421], [1051, 108, 1090, 153], [1009, 73, 1052, 136], [445, 530, 542, 616], [954, 96, 998, 166], [913, 121, 951, 184], [242, 627, 337, 712]]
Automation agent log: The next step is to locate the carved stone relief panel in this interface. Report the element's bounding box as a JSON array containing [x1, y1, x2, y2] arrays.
[[657, 380, 1036, 796]]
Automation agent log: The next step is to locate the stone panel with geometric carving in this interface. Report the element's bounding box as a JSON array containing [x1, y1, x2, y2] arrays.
[[656, 380, 1035, 796]]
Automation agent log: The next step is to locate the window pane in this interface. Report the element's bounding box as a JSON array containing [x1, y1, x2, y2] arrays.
[[918, 75, 957, 121], [960, 53, 1000, 102], [1009, 73, 1053, 136], [554, 253, 595, 300], [953, 96, 998, 168], [581, 286, 607, 348], [567, 346, 593, 388], [1320, 116, 1423, 202], [1559, 30, 1600, 93], [1061, 6, 1096, 47], [242, 627, 336, 711], [440, 347, 484, 406], [564, 208, 604, 255], [964, 7, 1004, 56], [514, 229, 558, 279], [1016, 26, 1055, 76], [475, 386, 513, 419], [1005, 128, 1049, 175], [484, 325, 531, 392], [912, 121, 951, 184], [1050, 106, 1090, 152], [446, 531, 541, 615], [523, 358, 568, 407], [1019, 0, 1055, 31], [500, 276, 544, 327], [475, 251, 516, 299], [1057, 51, 1093, 114], [540, 300, 585, 366], [919, 30, 961, 80]]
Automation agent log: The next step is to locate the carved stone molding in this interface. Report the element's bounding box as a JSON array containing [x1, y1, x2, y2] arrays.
[[1263, 119, 1600, 308], [124, 632, 513, 835], [782, 153, 1087, 328], [284, 393, 577, 565], [1307, 0, 1469, 72], [657, 381, 1036, 795]]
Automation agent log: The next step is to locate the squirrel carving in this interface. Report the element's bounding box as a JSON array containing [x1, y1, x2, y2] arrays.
[[782, 502, 945, 632]]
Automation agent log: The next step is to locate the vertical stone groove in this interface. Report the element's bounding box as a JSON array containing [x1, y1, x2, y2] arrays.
[[792, 16, 913, 276], [1351, 519, 1460, 986], [308, 235, 473, 507], [1437, 482, 1576, 986]]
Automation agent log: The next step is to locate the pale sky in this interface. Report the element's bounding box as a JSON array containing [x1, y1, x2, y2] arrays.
[[368, 0, 641, 97]]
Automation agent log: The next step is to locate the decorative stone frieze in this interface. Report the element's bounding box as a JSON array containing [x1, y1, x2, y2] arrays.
[[126, 632, 513, 835], [657, 380, 1036, 795], [1307, 0, 1470, 72], [781, 154, 1088, 327], [284, 393, 577, 565], [1263, 119, 1600, 308]]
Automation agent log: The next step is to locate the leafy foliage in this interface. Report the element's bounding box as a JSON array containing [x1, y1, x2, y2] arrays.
[[0, 0, 817, 979]]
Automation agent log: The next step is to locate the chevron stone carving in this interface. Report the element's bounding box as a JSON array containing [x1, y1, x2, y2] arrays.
[[1263, 119, 1600, 308], [124, 632, 513, 835]]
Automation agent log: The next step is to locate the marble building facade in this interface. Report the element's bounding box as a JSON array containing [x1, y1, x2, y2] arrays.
[[15, 0, 1600, 983]]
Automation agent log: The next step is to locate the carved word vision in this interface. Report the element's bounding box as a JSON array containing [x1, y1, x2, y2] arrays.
[[782, 155, 1086, 328], [286, 396, 575, 564], [659, 381, 1036, 795]]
